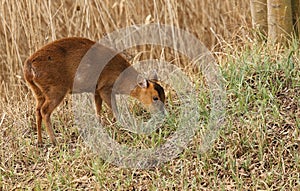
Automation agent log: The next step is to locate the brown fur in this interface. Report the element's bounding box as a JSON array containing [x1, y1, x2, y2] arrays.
[[23, 37, 165, 145]]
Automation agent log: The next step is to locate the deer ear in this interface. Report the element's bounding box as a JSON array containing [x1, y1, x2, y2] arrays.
[[137, 75, 148, 88], [148, 70, 158, 81]]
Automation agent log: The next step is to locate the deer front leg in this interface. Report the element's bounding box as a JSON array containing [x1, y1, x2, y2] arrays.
[[94, 92, 103, 116]]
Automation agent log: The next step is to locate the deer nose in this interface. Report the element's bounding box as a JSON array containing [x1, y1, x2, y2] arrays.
[[160, 105, 168, 116], [152, 100, 167, 116]]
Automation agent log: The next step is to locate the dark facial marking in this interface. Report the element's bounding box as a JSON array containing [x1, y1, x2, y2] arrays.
[[150, 80, 165, 103]]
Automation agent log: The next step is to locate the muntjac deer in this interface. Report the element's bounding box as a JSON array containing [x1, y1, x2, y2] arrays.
[[24, 37, 165, 145]]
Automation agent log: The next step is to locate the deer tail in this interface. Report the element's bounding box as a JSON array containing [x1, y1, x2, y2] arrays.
[[23, 58, 35, 83]]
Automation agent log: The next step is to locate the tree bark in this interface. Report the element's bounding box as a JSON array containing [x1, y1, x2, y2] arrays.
[[250, 0, 268, 37], [291, 0, 300, 37], [267, 0, 293, 43]]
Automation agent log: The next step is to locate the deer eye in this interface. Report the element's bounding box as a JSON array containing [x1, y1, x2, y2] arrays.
[[153, 96, 159, 101]]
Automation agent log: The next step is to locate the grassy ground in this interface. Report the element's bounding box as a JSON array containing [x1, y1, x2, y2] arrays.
[[0, 0, 299, 190]]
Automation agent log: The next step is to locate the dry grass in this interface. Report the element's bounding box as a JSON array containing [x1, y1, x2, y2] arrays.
[[0, 0, 299, 190]]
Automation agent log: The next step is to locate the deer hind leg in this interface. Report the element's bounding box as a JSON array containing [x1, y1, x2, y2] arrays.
[[29, 83, 45, 145], [41, 87, 68, 145], [36, 96, 45, 145]]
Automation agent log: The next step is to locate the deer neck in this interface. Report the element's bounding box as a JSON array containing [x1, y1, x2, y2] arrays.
[[113, 66, 139, 96]]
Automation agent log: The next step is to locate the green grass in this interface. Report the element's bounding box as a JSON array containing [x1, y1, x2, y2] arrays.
[[0, 0, 299, 189]]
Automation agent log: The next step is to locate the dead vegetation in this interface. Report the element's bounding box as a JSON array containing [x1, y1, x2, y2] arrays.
[[0, 0, 299, 190]]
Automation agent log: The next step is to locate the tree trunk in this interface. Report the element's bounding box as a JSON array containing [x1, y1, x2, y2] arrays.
[[250, 0, 268, 37], [267, 0, 293, 43], [291, 0, 300, 37]]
